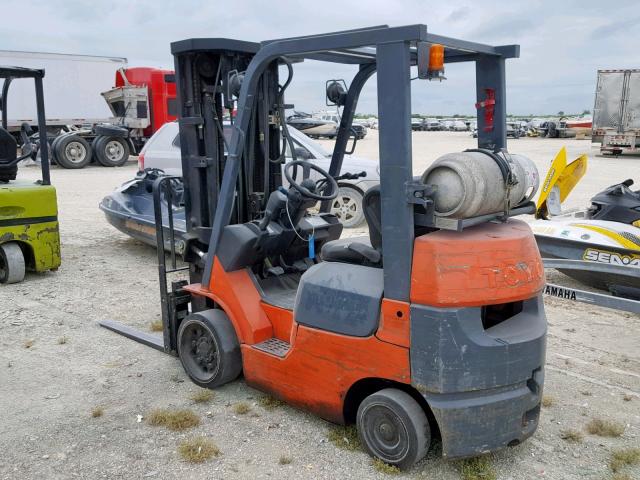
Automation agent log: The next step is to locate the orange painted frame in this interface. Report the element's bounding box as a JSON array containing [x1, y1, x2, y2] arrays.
[[184, 257, 412, 423]]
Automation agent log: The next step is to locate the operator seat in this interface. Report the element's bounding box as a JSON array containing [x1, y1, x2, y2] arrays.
[[320, 185, 382, 266], [0, 127, 18, 182]]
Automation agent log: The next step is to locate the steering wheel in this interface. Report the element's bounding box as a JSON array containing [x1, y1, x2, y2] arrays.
[[284, 160, 339, 201]]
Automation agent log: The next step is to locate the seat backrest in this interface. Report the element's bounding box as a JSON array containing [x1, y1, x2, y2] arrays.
[[363, 185, 382, 250], [0, 127, 17, 165]]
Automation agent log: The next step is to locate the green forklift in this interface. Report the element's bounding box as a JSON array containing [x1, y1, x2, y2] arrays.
[[0, 66, 60, 284]]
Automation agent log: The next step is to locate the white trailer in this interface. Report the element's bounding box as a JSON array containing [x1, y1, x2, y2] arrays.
[[0, 50, 152, 169], [0, 50, 126, 130], [592, 69, 640, 155]]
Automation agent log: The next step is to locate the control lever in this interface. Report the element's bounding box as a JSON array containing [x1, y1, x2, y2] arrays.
[[335, 171, 366, 181]]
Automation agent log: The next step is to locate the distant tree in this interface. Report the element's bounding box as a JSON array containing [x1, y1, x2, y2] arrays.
[[582, 109, 590, 115], [557, 110, 565, 116]]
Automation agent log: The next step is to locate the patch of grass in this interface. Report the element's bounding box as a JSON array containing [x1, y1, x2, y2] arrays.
[[177, 437, 220, 463], [190, 389, 214, 404], [611, 473, 633, 480], [541, 395, 554, 408], [372, 457, 401, 475], [24, 339, 34, 348], [233, 402, 251, 415], [91, 406, 104, 418], [327, 425, 361, 451], [459, 456, 497, 480], [278, 455, 292, 465], [559, 429, 583, 442], [149, 320, 163, 332], [258, 395, 285, 410], [609, 447, 640, 473], [146, 408, 200, 431], [585, 418, 625, 437], [57, 336, 68, 345]]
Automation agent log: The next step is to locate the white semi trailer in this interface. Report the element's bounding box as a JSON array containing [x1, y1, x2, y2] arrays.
[[592, 69, 640, 155], [0, 50, 126, 129]]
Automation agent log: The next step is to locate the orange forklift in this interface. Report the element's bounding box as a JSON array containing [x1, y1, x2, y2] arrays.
[[101, 25, 547, 469]]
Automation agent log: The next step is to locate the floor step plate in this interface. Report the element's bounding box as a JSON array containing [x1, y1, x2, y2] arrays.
[[253, 338, 291, 358]]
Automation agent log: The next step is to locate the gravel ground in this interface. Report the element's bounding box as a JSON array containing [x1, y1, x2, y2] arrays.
[[1, 131, 638, 480]]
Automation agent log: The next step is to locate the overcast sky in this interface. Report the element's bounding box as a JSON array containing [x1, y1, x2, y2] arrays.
[[4, 0, 639, 116]]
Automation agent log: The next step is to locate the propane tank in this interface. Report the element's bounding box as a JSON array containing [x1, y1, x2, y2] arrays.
[[421, 151, 539, 219]]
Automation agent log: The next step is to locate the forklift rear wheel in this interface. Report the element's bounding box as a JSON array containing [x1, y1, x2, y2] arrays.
[[0, 242, 26, 284], [177, 309, 242, 389], [55, 134, 92, 169], [93, 136, 131, 167], [357, 388, 431, 470]]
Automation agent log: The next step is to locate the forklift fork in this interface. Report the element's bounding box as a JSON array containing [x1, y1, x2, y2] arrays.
[[99, 176, 190, 356]]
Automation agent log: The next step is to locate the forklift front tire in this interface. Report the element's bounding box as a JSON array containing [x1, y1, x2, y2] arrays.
[[177, 309, 242, 389], [357, 388, 431, 470], [0, 242, 26, 284]]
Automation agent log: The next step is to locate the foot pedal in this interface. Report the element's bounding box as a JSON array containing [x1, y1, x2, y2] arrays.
[[253, 338, 290, 358]]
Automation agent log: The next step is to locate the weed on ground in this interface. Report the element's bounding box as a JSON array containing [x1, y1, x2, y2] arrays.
[[458, 456, 497, 480], [559, 429, 583, 442], [372, 457, 401, 475], [258, 395, 285, 410], [327, 425, 361, 451], [586, 418, 625, 437], [233, 402, 251, 415], [609, 447, 640, 473], [146, 408, 200, 431], [190, 389, 214, 404], [178, 437, 220, 463]]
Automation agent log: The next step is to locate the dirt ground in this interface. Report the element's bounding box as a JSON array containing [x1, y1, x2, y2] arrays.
[[1, 131, 638, 480]]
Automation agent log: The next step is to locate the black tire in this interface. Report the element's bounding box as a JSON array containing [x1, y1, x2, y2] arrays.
[[177, 309, 242, 389], [50, 135, 63, 165], [93, 136, 131, 167], [55, 134, 92, 169], [0, 242, 26, 284], [357, 388, 431, 470]]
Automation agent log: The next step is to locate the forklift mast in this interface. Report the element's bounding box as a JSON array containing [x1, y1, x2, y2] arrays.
[[171, 39, 284, 285]]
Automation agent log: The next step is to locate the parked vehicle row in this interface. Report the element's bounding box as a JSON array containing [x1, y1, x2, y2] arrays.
[[287, 111, 368, 140], [411, 118, 471, 131]]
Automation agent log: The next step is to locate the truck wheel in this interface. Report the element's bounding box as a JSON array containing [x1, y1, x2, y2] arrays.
[[55, 134, 92, 169], [331, 186, 365, 228], [357, 388, 431, 470], [0, 242, 26, 284], [177, 309, 242, 389], [93, 136, 131, 167]]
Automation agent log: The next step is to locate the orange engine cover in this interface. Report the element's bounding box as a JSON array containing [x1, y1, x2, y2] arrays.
[[411, 219, 544, 307]]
